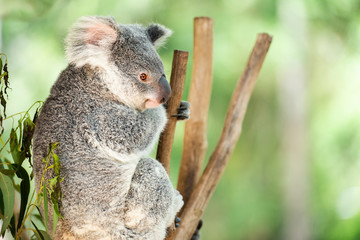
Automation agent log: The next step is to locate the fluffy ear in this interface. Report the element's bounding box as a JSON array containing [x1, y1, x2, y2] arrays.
[[65, 16, 118, 67], [146, 24, 172, 48]]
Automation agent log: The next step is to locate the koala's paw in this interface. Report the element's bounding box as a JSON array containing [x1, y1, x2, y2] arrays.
[[163, 100, 190, 121], [191, 219, 203, 240], [172, 100, 190, 121], [175, 217, 181, 228]]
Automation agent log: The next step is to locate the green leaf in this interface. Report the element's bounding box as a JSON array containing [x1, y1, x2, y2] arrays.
[[18, 179, 30, 229], [32, 229, 44, 240], [51, 142, 59, 151], [52, 207, 58, 235], [43, 181, 49, 233], [31, 220, 45, 240], [49, 177, 58, 189], [13, 165, 30, 231], [13, 183, 20, 193], [0, 172, 15, 236], [10, 129, 25, 165], [0, 190, 3, 219], [0, 57, 3, 76], [18, 119, 23, 146], [34, 206, 46, 226], [33, 213, 44, 224], [31, 219, 52, 240], [0, 92, 6, 119], [22, 116, 35, 163], [0, 169, 16, 176], [12, 164, 27, 180], [9, 215, 15, 237], [3, 63, 9, 95], [53, 152, 60, 176], [0, 115, 3, 135], [39, 230, 52, 240], [50, 191, 62, 219]]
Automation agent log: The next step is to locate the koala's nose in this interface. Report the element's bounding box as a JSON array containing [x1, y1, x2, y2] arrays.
[[158, 75, 171, 103]]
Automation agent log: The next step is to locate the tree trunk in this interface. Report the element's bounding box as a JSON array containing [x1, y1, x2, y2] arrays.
[[277, 1, 310, 239]]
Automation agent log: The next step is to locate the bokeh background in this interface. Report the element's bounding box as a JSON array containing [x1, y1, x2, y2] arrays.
[[1, 0, 360, 239]]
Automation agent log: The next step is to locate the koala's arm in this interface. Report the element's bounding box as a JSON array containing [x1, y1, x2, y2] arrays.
[[82, 102, 167, 162]]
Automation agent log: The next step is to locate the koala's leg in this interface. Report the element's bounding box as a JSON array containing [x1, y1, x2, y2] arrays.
[[123, 158, 183, 239]]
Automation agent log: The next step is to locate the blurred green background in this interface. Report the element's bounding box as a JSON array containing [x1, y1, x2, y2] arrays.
[[1, 0, 360, 239]]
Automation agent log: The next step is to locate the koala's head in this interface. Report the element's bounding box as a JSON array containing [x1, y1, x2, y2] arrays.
[[65, 16, 172, 111]]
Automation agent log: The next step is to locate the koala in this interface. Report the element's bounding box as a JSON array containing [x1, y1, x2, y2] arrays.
[[32, 16, 189, 240]]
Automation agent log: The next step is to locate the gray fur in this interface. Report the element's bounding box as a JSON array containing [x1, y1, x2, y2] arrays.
[[33, 16, 182, 240]]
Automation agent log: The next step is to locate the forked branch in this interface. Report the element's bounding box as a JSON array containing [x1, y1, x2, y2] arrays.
[[173, 33, 272, 240]]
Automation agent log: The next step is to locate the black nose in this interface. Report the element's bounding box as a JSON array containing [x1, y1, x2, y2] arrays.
[[158, 75, 171, 103]]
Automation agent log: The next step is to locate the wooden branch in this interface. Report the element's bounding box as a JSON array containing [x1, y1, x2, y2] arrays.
[[177, 17, 213, 206], [157, 50, 189, 174], [173, 33, 273, 240]]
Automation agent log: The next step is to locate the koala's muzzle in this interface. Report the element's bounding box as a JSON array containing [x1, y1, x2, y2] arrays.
[[145, 75, 171, 109], [158, 75, 171, 104]]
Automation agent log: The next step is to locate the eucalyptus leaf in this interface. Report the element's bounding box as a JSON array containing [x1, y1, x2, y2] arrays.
[[39, 230, 52, 240], [34, 205, 46, 226], [31, 220, 45, 240], [0, 169, 16, 176], [22, 117, 35, 161], [0, 115, 3, 135], [32, 219, 52, 240], [53, 152, 60, 176], [50, 192, 62, 219], [9, 215, 15, 237], [0, 92, 6, 119], [32, 230, 44, 240], [0, 172, 14, 236], [49, 177, 58, 188], [33, 213, 44, 224], [12, 165, 30, 231], [10, 129, 22, 164], [52, 207, 58, 235], [18, 119, 23, 146], [43, 181, 49, 233], [3, 63, 9, 95], [18, 179, 30, 230]]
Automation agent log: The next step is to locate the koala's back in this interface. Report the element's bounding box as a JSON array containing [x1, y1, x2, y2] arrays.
[[33, 66, 90, 170], [33, 66, 138, 238]]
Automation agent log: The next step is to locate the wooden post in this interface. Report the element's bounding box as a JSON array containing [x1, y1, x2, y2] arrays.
[[173, 33, 272, 240], [177, 17, 213, 206], [157, 50, 189, 174]]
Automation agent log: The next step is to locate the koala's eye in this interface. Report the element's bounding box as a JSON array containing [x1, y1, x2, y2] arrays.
[[139, 73, 148, 82]]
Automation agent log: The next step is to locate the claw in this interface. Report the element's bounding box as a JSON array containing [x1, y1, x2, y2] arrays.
[[174, 217, 181, 228], [171, 113, 190, 120]]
